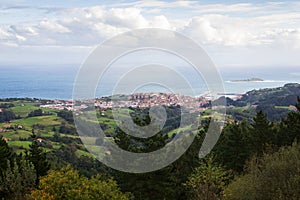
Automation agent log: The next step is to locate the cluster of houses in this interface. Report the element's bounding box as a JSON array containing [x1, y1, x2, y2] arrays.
[[38, 93, 212, 113], [94, 93, 211, 112], [1, 124, 24, 142], [0, 124, 23, 133], [40, 100, 88, 111]]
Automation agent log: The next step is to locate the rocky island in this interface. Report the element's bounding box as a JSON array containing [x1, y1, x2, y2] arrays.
[[230, 77, 264, 82]]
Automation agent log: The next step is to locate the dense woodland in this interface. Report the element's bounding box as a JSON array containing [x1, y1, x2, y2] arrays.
[[1, 94, 300, 199]]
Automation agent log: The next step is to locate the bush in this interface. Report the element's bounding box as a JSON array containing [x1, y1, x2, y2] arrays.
[[224, 143, 300, 200], [26, 166, 132, 200]]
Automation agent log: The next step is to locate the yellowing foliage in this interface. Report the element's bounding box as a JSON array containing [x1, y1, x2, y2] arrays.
[[26, 165, 132, 200]]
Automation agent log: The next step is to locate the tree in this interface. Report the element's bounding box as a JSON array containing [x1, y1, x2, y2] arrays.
[[224, 143, 300, 200], [278, 97, 300, 146], [27, 140, 50, 185], [0, 138, 14, 177], [0, 156, 36, 200], [27, 109, 43, 117], [184, 156, 230, 200], [0, 109, 16, 122], [112, 127, 176, 200], [26, 166, 132, 200], [112, 119, 208, 200], [214, 120, 251, 173], [248, 110, 274, 156], [57, 109, 74, 123]]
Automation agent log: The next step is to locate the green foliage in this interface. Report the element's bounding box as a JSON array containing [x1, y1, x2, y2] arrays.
[[233, 83, 300, 107], [11, 115, 61, 129], [27, 140, 50, 185], [48, 144, 111, 178], [57, 109, 74, 123], [27, 109, 44, 117], [0, 103, 15, 108], [11, 105, 38, 118], [214, 120, 250, 172], [0, 156, 36, 200], [0, 138, 14, 175], [277, 97, 300, 146], [59, 122, 77, 134], [27, 166, 132, 200], [113, 127, 205, 200], [224, 143, 300, 200], [248, 110, 275, 156], [0, 109, 16, 122], [184, 156, 230, 200], [112, 127, 177, 200], [1, 139, 36, 199], [2, 97, 300, 200]]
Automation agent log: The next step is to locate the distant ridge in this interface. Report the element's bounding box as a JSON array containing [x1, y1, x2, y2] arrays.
[[229, 83, 300, 107]]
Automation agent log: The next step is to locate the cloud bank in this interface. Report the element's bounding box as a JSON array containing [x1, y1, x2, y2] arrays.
[[0, 1, 299, 66]]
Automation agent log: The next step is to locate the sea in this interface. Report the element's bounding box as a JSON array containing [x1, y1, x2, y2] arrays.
[[0, 65, 299, 100]]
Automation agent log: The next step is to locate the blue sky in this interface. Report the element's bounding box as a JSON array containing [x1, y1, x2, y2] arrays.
[[0, 0, 300, 68]]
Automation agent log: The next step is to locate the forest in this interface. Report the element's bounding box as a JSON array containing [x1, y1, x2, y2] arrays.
[[1, 97, 300, 200]]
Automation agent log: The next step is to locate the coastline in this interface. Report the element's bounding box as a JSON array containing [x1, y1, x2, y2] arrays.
[[0, 80, 300, 100]]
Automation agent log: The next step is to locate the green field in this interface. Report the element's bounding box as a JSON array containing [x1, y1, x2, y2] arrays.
[[1, 129, 33, 140], [76, 149, 94, 158], [1, 101, 214, 163], [11, 105, 57, 118], [11, 115, 62, 129], [275, 106, 293, 110], [8, 141, 32, 149]]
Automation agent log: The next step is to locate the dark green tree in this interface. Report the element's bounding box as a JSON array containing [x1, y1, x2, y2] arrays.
[[0, 109, 16, 122], [27, 140, 50, 185], [214, 120, 251, 173], [112, 116, 206, 200], [112, 127, 175, 200], [27, 109, 43, 117], [0, 156, 36, 200], [57, 109, 74, 123], [278, 97, 300, 146], [248, 110, 274, 156], [0, 138, 14, 177]]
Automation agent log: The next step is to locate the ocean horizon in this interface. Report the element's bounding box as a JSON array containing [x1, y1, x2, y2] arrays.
[[1, 65, 299, 100]]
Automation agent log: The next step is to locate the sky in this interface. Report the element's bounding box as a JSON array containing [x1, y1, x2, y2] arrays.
[[0, 0, 300, 68]]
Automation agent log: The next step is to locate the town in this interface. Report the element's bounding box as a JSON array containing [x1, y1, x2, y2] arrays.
[[40, 93, 213, 112]]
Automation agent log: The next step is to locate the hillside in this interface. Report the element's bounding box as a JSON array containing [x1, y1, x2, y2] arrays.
[[212, 83, 300, 121], [234, 83, 300, 106]]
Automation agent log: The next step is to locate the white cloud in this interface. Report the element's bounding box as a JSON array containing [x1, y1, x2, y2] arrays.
[[39, 20, 70, 33], [0, 3, 298, 48], [191, 3, 261, 14], [10, 25, 38, 36], [150, 15, 172, 29], [181, 15, 257, 46], [0, 7, 175, 46], [182, 17, 222, 44], [105, 8, 149, 29], [62, 6, 106, 21], [265, 28, 300, 49], [112, 0, 198, 9], [0, 1, 300, 66], [112, 1, 279, 14], [0, 28, 12, 39], [178, 13, 300, 48]]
